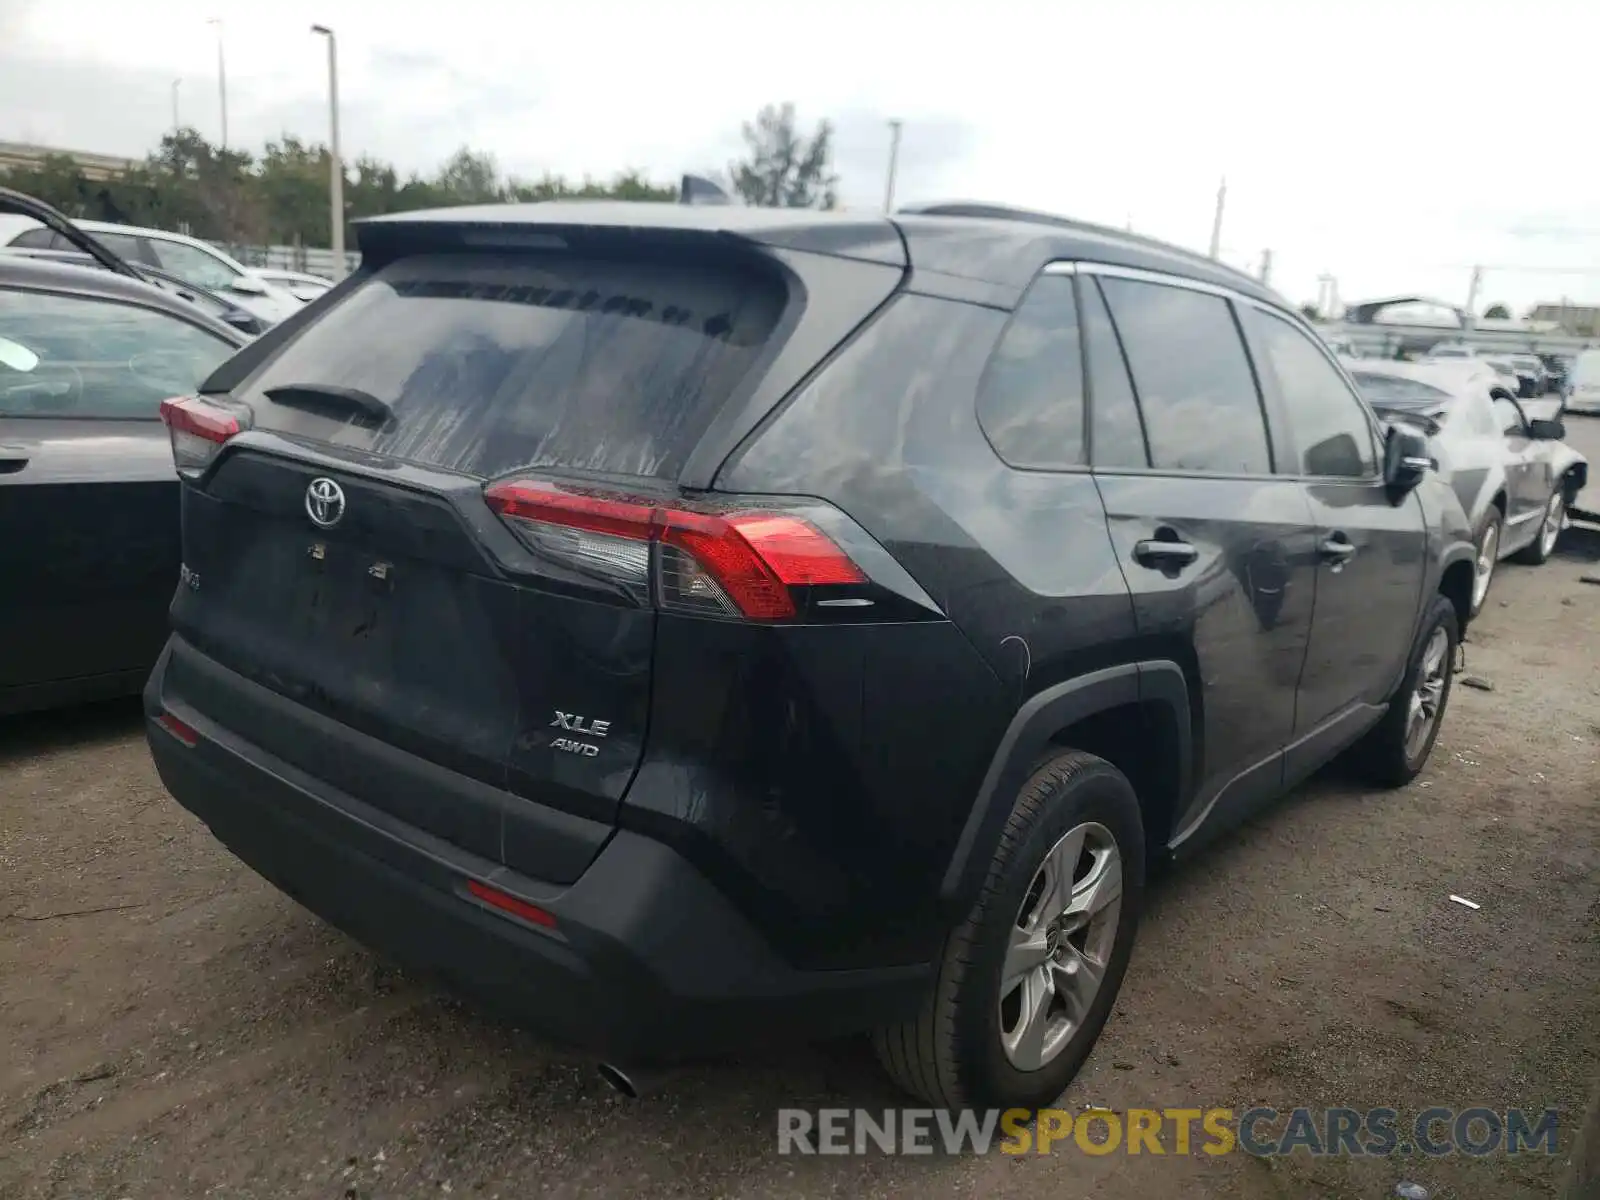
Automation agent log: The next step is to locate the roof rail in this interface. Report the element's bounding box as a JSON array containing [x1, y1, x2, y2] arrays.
[[894, 200, 1266, 289]]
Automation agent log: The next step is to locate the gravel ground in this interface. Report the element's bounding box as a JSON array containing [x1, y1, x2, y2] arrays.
[[3, 523, 1598, 1199]]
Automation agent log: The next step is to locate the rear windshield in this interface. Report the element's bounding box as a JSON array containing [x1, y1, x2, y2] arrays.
[[238, 252, 787, 480]]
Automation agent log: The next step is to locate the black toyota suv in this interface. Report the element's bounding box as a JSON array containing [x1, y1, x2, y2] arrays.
[[145, 196, 1479, 1111]]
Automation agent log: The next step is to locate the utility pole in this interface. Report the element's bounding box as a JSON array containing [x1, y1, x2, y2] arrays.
[[311, 25, 345, 279], [883, 119, 903, 213], [171, 78, 182, 131], [209, 19, 228, 149], [1208, 176, 1227, 259], [1464, 265, 1484, 325], [1259, 248, 1273, 287]]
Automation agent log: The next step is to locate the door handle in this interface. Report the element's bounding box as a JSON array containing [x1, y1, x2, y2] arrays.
[[0, 446, 29, 474], [1133, 538, 1199, 568], [1318, 534, 1357, 563]]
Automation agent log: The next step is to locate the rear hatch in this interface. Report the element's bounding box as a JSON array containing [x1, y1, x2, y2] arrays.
[[161, 216, 904, 882]]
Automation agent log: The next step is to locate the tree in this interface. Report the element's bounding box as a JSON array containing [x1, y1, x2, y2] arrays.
[[0, 130, 676, 248], [1484, 303, 1511, 320], [433, 147, 504, 205], [1299, 303, 1322, 321], [728, 103, 838, 209]]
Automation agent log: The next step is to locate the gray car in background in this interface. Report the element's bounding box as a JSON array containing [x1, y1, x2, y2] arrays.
[[1345, 357, 1587, 616]]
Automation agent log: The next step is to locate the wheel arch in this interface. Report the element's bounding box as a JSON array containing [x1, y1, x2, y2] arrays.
[[939, 661, 1194, 913], [1438, 553, 1476, 631]]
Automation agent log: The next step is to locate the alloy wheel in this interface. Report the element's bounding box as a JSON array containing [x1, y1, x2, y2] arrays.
[[1473, 521, 1499, 611], [999, 822, 1122, 1071], [1541, 492, 1565, 557], [1405, 626, 1450, 763]]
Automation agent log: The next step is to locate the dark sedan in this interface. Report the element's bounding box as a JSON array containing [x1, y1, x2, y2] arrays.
[[0, 255, 246, 715]]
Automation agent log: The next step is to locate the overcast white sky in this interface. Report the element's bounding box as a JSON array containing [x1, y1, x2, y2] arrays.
[[3, 0, 1599, 313]]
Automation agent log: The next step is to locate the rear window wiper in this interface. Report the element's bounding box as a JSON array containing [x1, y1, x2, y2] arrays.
[[262, 383, 393, 425]]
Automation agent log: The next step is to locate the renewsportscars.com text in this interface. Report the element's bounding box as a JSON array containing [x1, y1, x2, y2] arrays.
[[776, 1106, 1561, 1157]]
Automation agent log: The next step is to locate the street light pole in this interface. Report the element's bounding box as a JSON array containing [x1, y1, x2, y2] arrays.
[[311, 24, 345, 279], [1208, 176, 1227, 260], [171, 78, 182, 131], [883, 119, 903, 213], [209, 19, 228, 149]]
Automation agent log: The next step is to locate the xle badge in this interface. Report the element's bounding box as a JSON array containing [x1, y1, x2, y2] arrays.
[[550, 711, 610, 758]]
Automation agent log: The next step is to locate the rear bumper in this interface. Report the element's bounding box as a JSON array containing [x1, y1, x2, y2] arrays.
[[144, 641, 927, 1063]]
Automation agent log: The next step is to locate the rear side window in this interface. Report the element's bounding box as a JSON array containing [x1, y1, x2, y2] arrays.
[[91, 231, 149, 264], [238, 253, 786, 480], [10, 228, 60, 250], [975, 273, 1084, 470], [239, 253, 784, 480], [1098, 277, 1271, 475]]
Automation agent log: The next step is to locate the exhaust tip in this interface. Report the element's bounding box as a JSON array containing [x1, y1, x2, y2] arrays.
[[597, 1063, 643, 1099]]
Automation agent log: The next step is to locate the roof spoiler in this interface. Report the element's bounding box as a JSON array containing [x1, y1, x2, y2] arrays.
[[679, 173, 734, 206]]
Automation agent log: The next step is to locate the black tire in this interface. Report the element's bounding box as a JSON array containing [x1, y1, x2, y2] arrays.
[[1468, 508, 1503, 618], [1349, 594, 1459, 788], [1512, 484, 1566, 566], [872, 751, 1146, 1109]]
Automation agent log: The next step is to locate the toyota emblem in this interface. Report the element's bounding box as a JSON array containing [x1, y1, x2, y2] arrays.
[[305, 477, 346, 529]]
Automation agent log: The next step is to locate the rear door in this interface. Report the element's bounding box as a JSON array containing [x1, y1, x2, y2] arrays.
[[0, 285, 236, 692], [171, 244, 860, 879], [1085, 268, 1318, 843], [1240, 303, 1425, 733]]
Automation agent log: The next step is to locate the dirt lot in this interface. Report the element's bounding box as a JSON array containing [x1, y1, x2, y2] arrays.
[[4, 527, 1599, 1199]]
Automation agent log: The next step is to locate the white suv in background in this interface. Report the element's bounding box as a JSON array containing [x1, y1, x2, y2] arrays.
[[0, 215, 303, 326]]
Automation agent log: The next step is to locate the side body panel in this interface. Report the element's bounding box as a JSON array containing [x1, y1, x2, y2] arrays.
[[716, 290, 1144, 950]]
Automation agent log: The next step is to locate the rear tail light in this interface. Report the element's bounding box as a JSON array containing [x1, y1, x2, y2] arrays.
[[160, 395, 250, 478], [483, 479, 867, 621]]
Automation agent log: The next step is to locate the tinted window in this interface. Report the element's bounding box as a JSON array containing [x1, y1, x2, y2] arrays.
[[0, 289, 236, 418], [1082, 278, 1147, 468], [150, 238, 238, 291], [239, 252, 786, 480], [91, 231, 148, 263], [1098, 277, 1269, 474], [1249, 310, 1377, 478], [10, 227, 58, 250], [975, 273, 1083, 469]]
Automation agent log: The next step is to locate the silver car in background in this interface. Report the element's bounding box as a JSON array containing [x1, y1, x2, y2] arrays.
[[1344, 358, 1587, 615]]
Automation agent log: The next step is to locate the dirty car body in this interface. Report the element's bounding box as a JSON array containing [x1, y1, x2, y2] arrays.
[[141, 196, 1480, 1108]]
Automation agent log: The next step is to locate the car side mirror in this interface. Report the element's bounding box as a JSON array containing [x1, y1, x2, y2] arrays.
[[1528, 417, 1565, 440], [222, 311, 262, 335], [229, 275, 267, 296], [1384, 425, 1431, 494]]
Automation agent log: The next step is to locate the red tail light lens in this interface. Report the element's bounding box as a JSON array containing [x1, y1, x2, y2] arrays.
[[160, 395, 249, 478], [155, 711, 200, 747], [482, 480, 866, 621], [466, 879, 558, 929]]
